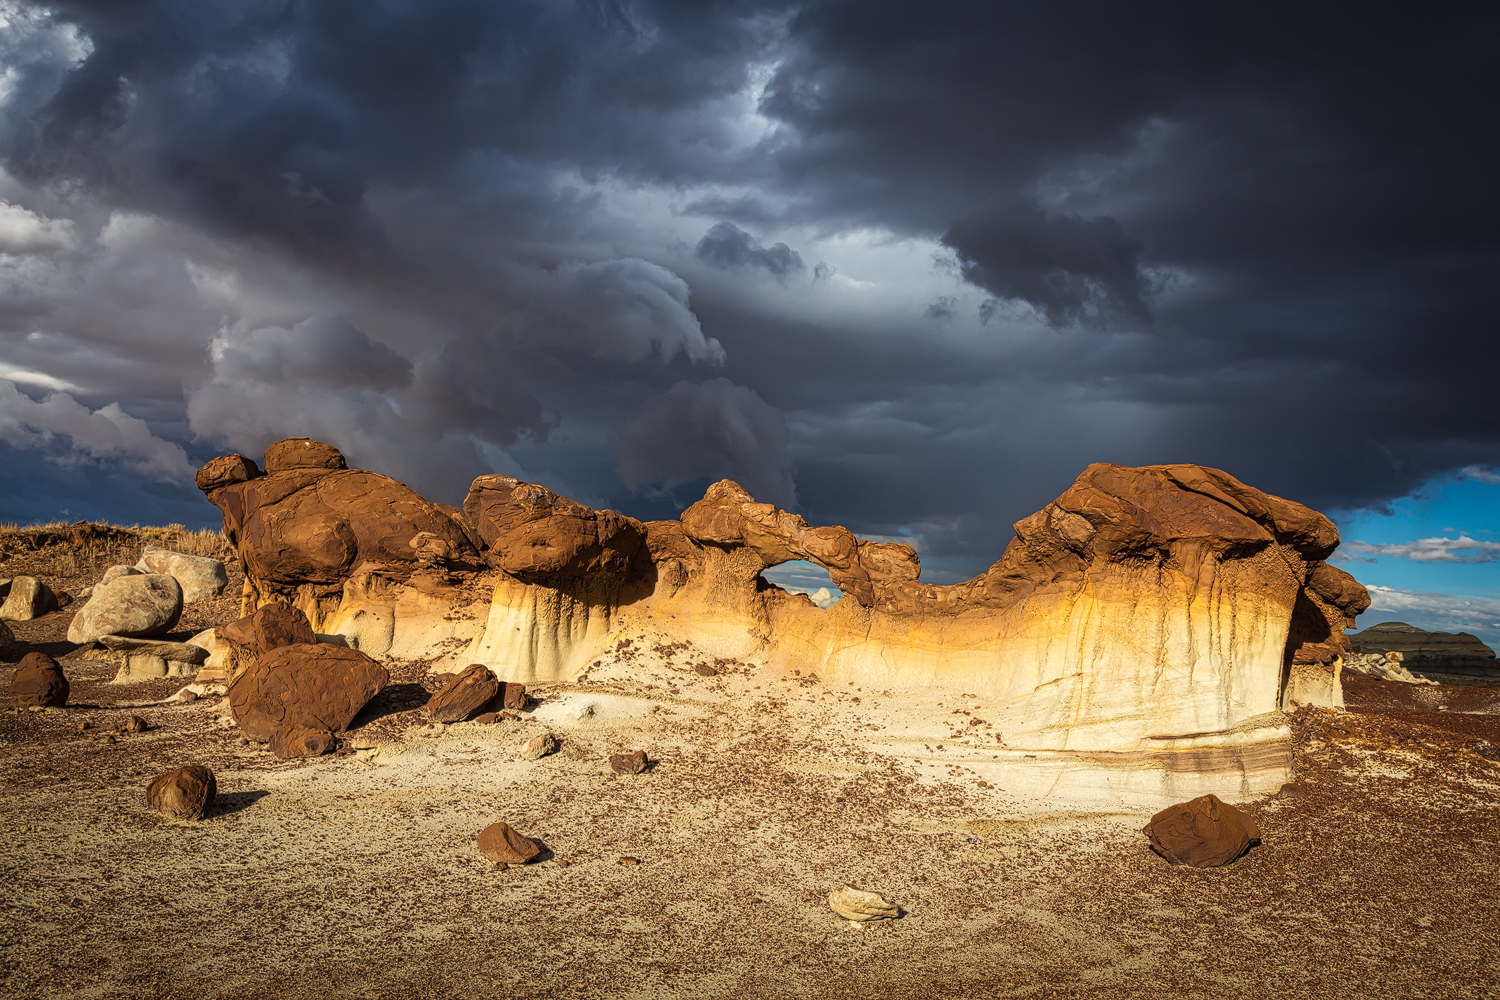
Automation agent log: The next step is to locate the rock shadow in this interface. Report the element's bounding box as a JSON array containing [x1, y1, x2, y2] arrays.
[[349, 682, 431, 727], [211, 789, 270, 818]]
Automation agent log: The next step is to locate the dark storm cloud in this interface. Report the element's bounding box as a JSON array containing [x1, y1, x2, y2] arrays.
[[943, 204, 1151, 327], [614, 377, 795, 509], [0, 0, 1494, 589], [695, 221, 805, 279]]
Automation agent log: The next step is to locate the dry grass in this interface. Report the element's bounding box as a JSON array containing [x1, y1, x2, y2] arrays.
[[0, 521, 235, 589]]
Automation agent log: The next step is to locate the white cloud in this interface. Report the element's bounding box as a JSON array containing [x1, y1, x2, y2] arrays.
[[0, 378, 193, 481], [0, 200, 74, 252], [1363, 585, 1500, 640], [1461, 465, 1500, 485], [1343, 535, 1500, 564]]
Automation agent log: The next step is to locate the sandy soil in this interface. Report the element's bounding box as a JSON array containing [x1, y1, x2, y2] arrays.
[[3, 573, 1500, 999]]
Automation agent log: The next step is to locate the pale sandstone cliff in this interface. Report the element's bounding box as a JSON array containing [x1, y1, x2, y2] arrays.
[[196, 440, 1369, 807]]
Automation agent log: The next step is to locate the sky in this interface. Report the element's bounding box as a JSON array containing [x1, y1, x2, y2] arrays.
[[0, 2, 1496, 643]]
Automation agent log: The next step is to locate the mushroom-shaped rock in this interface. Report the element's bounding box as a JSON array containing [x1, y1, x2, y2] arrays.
[[1143, 793, 1260, 867], [427, 663, 501, 723], [10, 652, 69, 708], [98, 635, 209, 681], [522, 732, 559, 760], [477, 821, 542, 864], [228, 644, 389, 743], [609, 750, 647, 774], [67, 573, 183, 645], [0, 576, 59, 621], [828, 886, 900, 922], [146, 765, 216, 819], [134, 547, 228, 604], [195, 440, 477, 604], [270, 725, 336, 759]]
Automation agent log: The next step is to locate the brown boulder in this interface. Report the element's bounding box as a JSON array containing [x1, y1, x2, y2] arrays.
[[1143, 794, 1260, 867], [502, 681, 526, 710], [427, 663, 501, 723], [0, 619, 14, 660], [10, 652, 68, 708], [221, 603, 317, 654], [270, 725, 336, 758], [228, 643, 389, 743], [610, 750, 647, 775], [264, 437, 349, 473], [146, 765, 216, 819], [463, 475, 647, 579], [194, 454, 262, 493], [476, 821, 543, 864]]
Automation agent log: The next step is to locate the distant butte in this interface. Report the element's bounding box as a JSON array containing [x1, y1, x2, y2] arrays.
[[194, 438, 1371, 808]]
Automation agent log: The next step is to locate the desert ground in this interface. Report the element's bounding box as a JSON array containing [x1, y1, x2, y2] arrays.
[[3, 527, 1499, 999]]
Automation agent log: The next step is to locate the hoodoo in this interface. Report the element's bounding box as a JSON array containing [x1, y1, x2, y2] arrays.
[[196, 439, 1370, 808]]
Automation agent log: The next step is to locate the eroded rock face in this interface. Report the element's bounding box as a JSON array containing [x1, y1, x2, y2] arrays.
[[1143, 793, 1260, 867], [10, 652, 68, 708], [146, 765, 216, 820], [427, 663, 500, 722], [67, 573, 183, 644], [463, 475, 648, 579], [228, 643, 389, 743], [135, 547, 228, 604], [195, 443, 1371, 808], [197, 439, 477, 624]]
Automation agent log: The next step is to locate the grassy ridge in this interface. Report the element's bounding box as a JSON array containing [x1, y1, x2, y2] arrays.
[[0, 521, 235, 584]]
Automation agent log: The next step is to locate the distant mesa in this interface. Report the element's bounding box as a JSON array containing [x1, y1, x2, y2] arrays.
[[194, 437, 1373, 809], [1349, 621, 1497, 677]]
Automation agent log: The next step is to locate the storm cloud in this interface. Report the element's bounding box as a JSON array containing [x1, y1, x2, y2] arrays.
[[0, 1, 1494, 589]]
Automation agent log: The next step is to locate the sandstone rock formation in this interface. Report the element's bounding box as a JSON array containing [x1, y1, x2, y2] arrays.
[[67, 574, 184, 644], [195, 439, 1372, 808], [828, 886, 900, 922], [195, 439, 477, 628], [228, 643, 389, 744], [0, 576, 59, 621], [10, 652, 68, 708], [476, 821, 543, 864], [146, 765, 216, 820], [1350, 621, 1497, 676], [211, 603, 318, 681], [98, 635, 209, 681], [427, 663, 501, 723], [1142, 793, 1260, 867], [134, 547, 228, 604], [1343, 650, 1439, 686]]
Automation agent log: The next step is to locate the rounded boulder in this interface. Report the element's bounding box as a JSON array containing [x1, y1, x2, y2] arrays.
[[146, 765, 216, 819], [10, 651, 68, 708], [67, 573, 183, 645]]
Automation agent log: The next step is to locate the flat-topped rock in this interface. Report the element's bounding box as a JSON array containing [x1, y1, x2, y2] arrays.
[[1350, 621, 1497, 676]]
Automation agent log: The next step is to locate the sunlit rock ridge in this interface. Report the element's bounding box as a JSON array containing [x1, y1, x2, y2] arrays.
[[195, 438, 1369, 808]]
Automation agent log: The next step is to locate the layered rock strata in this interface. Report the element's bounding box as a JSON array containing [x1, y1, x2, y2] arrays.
[[196, 439, 1371, 807], [1349, 621, 1497, 677]]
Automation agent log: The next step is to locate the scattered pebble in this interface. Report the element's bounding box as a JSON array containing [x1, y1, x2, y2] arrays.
[[618, 857, 639, 866], [522, 732, 559, 760]]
